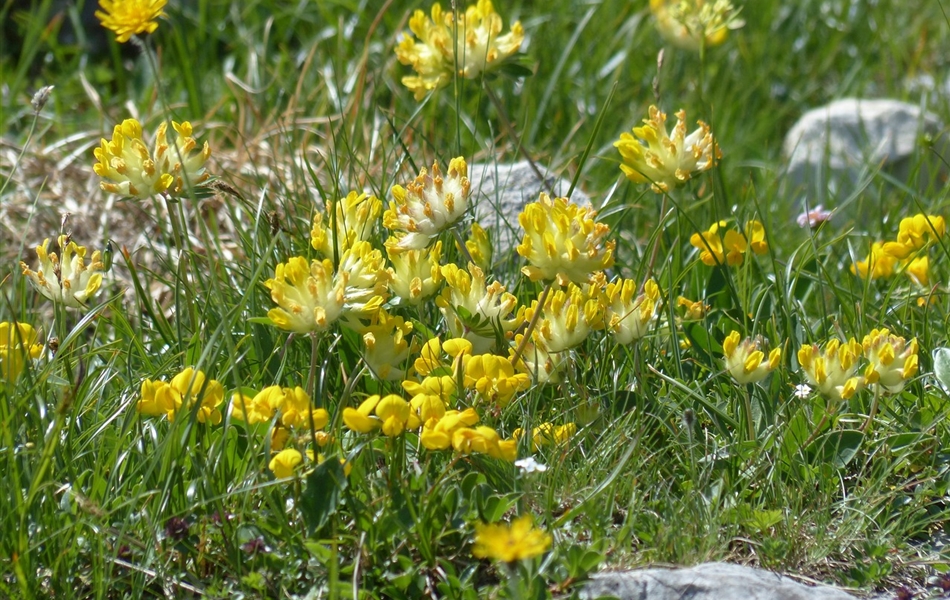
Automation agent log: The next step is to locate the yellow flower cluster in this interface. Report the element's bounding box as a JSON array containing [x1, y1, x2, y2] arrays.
[[472, 514, 551, 563], [650, 0, 743, 51], [690, 220, 767, 266], [0, 322, 43, 382], [513, 422, 576, 451], [722, 331, 781, 384], [138, 368, 225, 424], [94, 118, 211, 200], [231, 385, 329, 430], [385, 158, 471, 252], [395, 0, 524, 100], [852, 214, 944, 285], [20, 235, 105, 309], [310, 191, 382, 258], [437, 262, 519, 354], [861, 329, 919, 395], [96, 0, 166, 43], [615, 106, 720, 193]]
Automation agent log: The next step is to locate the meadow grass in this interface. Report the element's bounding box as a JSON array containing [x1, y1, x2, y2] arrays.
[[2, 0, 950, 598]]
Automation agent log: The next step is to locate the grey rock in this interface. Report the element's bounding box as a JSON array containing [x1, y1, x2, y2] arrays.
[[782, 98, 948, 203], [468, 161, 590, 265], [580, 563, 857, 600]]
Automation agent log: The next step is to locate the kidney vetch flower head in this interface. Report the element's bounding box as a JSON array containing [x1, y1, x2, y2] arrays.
[[798, 338, 863, 402], [722, 331, 781, 384], [385, 157, 471, 252], [265, 257, 346, 334], [21, 235, 105, 309], [603, 277, 662, 345], [472, 514, 552, 563], [650, 0, 743, 51], [96, 0, 167, 43], [94, 118, 211, 200], [615, 106, 720, 193], [395, 0, 525, 100], [0, 322, 43, 382], [862, 329, 918, 394], [311, 191, 382, 258], [517, 193, 615, 286]]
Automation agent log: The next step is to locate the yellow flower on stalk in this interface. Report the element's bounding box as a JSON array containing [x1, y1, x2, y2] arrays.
[[311, 191, 382, 258], [385, 158, 471, 252], [93, 119, 211, 199], [650, 0, 743, 51], [336, 241, 391, 316], [437, 263, 519, 354], [603, 278, 661, 345], [745, 220, 768, 255], [523, 283, 604, 353], [0, 322, 43, 382], [452, 425, 517, 461], [677, 296, 709, 321], [464, 222, 493, 271], [798, 338, 863, 401], [472, 515, 552, 562], [882, 214, 945, 259], [21, 235, 104, 309], [722, 331, 781, 385], [851, 242, 897, 280], [395, 0, 525, 100], [904, 255, 929, 286], [509, 332, 567, 385], [95, 0, 166, 43], [265, 257, 345, 334], [278, 386, 329, 430], [375, 394, 422, 437], [420, 408, 480, 450], [517, 193, 615, 286], [689, 221, 746, 266], [230, 385, 285, 424], [268, 448, 303, 479], [138, 368, 224, 424], [342, 395, 382, 433], [413, 336, 473, 377], [386, 240, 444, 306], [356, 310, 414, 381], [862, 329, 918, 394], [614, 106, 719, 193], [514, 422, 576, 451], [463, 354, 531, 408]]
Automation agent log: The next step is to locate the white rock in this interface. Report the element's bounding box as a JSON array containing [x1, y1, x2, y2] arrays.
[[581, 563, 857, 600]]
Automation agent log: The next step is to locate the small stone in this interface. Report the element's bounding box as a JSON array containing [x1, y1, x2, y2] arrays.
[[580, 563, 857, 600]]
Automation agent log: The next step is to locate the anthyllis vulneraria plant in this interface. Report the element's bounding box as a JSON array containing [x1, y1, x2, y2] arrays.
[[395, 0, 525, 100], [0, 322, 43, 382], [722, 331, 781, 385], [649, 0, 744, 51], [20, 235, 105, 309], [264, 257, 346, 334], [93, 118, 211, 200], [614, 106, 720, 193], [798, 338, 864, 402], [862, 329, 918, 395], [384, 157, 471, 252], [95, 0, 167, 43]]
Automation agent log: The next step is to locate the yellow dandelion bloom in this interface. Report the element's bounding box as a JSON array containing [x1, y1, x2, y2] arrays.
[[94, 118, 211, 199], [265, 257, 345, 334], [95, 0, 166, 43], [650, 0, 743, 51], [722, 331, 781, 385], [395, 0, 525, 100], [0, 322, 43, 382], [384, 158, 471, 252], [615, 106, 719, 193], [862, 329, 918, 394], [517, 193, 615, 286], [472, 514, 551, 562], [21, 235, 104, 309]]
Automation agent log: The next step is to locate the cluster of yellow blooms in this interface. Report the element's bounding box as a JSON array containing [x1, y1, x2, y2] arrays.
[[689, 220, 768, 266], [852, 214, 944, 286], [0, 322, 43, 382], [20, 235, 106, 309], [722, 329, 918, 400], [649, 0, 744, 51], [138, 368, 225, 424]]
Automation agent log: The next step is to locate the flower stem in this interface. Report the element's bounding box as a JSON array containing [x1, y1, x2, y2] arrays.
[[860, 387, 881, 433], [511, 281, 553, 366], [742, 385, 756, 442]]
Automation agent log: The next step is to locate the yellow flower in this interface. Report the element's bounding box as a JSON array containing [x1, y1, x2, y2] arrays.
[[437, 263, 519, 354], [722, 331, 781, 384], [904, 255, 929, 286], [517, 193, 615, 286], [141, 368, 224, 423], [463, 354, 530, 408], [0, 322, 43, 382], [677, 296, 708, 321], [357, 310, 414, 381], [375, 394, 421, 437], [472, 515, 552, 562], [603, 278, 661, 345], [509, 332, 567, 385], [311, 191, 382, 258], [464, 223, 493, 271], [268, 448, 303, 479], [384, 158, 471, 251], [452, 425, 516, 460], [862, 329, 918, 394], [278, 386, 329, 430], [230, 385, 284, 424], [265, 257, 345, 334], [420, 408, 480, 450], [523, 283, 604, 353], [851, 242, 897, 280], [689, 221, 746, 266], [395, 0, 525, 100], [386, 240, 444, 305], [342, 395, 382, 433], [649, 0, 743, 51], [745, 220, 768, 255], [882, 214, 945, 259], [615, 106, 719, 193], [514, 422, 577, 451], [413, 336, 473, 377], [798, 339, 863, 401], [93, 119, 211, 199], [336, 241, 391, 316], [21, 235, 104, 309], [95, 0, 166, 43]]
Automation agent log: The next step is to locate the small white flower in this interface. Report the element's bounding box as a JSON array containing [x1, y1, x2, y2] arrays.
[[792, 383, 812, 399], [514, 457, 548, 474]]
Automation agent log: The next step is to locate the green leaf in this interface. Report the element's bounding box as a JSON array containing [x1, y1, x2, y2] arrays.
[[808, 430, 864, 469], [300, 457, 349, 534]]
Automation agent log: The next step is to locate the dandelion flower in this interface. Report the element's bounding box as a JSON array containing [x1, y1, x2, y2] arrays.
[[615, 106, 719, 193], [517, 193, 615, 286], [21, 235, 104, 309], [0, 322, 43, 382], [395, 0, 524, 100], [96, 0, 166, 43], [472, 515, 552, 562]]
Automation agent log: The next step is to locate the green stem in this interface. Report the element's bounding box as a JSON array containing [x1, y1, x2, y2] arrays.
[[742, 385, 755, 442], [860, 387, 882, 433]]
